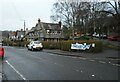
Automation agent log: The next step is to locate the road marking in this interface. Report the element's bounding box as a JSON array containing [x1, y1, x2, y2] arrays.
[[79, 57, 86, 60], [0, 73, 2, 79], [90, 60, 95, 62], [112, 63, 120, 67], [115, 64, 120, 67], [5, 60, 28, 81], [99, 61, 106, 64], [71, 57, 78, 59], [75, 69, 79, 72], [92, 75, 95, 77]]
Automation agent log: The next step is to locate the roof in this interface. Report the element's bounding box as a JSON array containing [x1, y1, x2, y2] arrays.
[[43, 22, 61, 30], [35, 22, 61, 30]]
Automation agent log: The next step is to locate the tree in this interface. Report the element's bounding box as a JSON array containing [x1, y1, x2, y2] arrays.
[[99, 0, 120, 34], [51, 0, 91, 39]]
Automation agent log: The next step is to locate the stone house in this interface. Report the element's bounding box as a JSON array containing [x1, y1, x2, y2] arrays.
[[25, 19, 64, 41]]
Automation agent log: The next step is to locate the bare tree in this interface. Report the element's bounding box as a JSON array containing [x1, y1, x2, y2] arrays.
[[51, 0, 91, 39]]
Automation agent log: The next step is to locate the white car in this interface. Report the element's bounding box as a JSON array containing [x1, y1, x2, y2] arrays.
[[27, 41, 43, 51]]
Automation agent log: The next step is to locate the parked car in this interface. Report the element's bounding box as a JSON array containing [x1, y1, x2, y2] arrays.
[[27, 41, 43, 51], [92, 34, 99, 38], [107, 35, 118, 41], [0, 43, 4, 59]]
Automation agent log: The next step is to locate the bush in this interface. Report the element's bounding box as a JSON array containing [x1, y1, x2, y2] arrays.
[[42, 41, 60, 49], [42, 40, 103, 53], [60, 40, 103, 53], [3, 40, 30, 47]]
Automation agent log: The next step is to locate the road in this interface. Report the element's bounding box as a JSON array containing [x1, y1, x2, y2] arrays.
[[0, 58, 2, 82], [2, 46, 119, 81]]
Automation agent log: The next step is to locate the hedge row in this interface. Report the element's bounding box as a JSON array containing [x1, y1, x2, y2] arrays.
[[42, 41, 60, 49], [60, 40, 103, 53], [3, 40, 30, 47], [42, 40, 103, 53], [3, 39, 103, 53]]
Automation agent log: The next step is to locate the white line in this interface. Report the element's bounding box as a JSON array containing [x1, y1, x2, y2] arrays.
[[5, 60, 28, 81], [0, 73, 2, 79], [90, 60, 95, 62], [115, 64, 120, 67], [79, 57, 86, 60], [71, 57, 78, 59], [75, 69, 79, 72], [112, 63, 120, 67], [99, 61, 106, 64]]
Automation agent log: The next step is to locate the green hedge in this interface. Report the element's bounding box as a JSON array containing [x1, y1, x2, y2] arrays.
[[42, 41, 60, 49], [42, 40, 103, 53], [60, 40, 103, 53], [3, 40, 30, 47]]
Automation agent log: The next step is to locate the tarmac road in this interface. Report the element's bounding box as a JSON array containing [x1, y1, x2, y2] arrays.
[[2, 46, 119, 81]]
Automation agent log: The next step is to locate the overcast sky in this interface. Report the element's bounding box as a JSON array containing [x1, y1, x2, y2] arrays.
[[0, 0, 57, 31], [0, 0, 118, 31]]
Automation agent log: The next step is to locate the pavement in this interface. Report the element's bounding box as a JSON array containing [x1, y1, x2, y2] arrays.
[[43, 48, 120, 66], [43, 48, 119, 59], [2, 46, 120, 80]]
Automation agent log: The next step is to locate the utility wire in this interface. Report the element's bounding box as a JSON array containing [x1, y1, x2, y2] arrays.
[[9, 0, 23, 21]]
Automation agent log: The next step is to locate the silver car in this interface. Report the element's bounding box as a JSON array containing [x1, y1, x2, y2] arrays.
[[27, 41, 43, 51]]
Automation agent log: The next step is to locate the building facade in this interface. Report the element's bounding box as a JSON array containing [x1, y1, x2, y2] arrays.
[[25, 19, 64, 41]]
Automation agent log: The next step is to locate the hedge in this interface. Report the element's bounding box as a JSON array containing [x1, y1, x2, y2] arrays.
[[42, 41, 60, 49], [3, 39, 103, 53], [42, 40, 103, 53], [3, 40, 30, 47], [60, 40, 103, 53]]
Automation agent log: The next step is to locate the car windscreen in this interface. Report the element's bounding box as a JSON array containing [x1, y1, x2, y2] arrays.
[[34, 41, 40, 44]]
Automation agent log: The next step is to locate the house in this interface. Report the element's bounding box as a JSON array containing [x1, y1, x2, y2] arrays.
[[16, 29, 25, 40], [25, 19, 64, 41], [9, 31, 17, 40], [0, 31, 2, 41]]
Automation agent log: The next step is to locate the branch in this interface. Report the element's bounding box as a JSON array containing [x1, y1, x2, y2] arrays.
[[99, 10, 115, 16], [107, 1, 119, 14]]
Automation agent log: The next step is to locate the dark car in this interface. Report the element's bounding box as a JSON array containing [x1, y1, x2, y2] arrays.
[[107, 35, 118, 41]]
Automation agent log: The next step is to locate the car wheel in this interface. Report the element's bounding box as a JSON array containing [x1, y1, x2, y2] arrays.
[[28, 48, 30, 51], [40, 48, 43, 51], [31, 47, 34, 51]]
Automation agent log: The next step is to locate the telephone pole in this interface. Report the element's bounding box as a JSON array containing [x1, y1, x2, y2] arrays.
[[24, 20, 26, 37]]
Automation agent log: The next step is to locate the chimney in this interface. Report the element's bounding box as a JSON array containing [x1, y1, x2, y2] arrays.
[[59, 21, 62, 28], [38, 18, 41, 23], [21, 29, 23, 31], [26, 28, 28, 31]]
